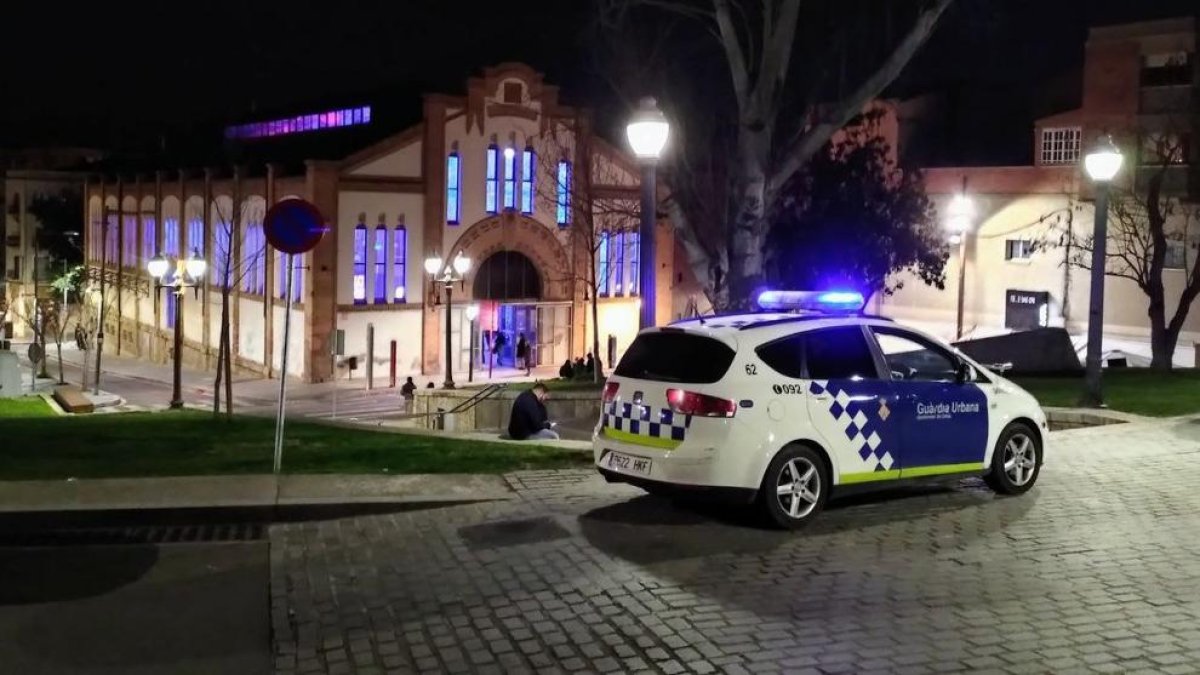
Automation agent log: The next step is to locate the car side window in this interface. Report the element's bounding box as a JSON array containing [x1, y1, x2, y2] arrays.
[[871, 328, 960, 382], [756, 335, 805, 379], [803, 327, 880, 380]]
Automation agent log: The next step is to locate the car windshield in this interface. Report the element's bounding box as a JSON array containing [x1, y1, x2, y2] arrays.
[[614, 332, 736, 384]]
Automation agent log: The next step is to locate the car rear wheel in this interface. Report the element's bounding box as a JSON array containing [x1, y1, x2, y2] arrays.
[[760, 445, 829, 530], [984, 422, 1041, 495]]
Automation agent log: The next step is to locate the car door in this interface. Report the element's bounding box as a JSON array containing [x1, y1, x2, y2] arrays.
[[800, 326, 903, 485], [868, 326, 989, 478]]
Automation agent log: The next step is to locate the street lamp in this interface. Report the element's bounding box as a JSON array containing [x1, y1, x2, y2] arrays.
[[1081, 135, 1124, 407], [626, 96, 670, 329], [425, 251, 471, 389], [147, 248, 207, 408], [945, 188, 975, 340], [465, 303, 479, 383]]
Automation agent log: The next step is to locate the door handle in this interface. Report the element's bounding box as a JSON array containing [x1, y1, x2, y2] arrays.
[[813, 394, 831, 401]]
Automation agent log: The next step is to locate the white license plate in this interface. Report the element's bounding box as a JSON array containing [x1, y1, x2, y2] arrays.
[[606, 451, 652, 476]]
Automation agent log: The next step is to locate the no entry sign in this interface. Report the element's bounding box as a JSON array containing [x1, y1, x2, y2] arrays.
[[264, 199, 326, 255]]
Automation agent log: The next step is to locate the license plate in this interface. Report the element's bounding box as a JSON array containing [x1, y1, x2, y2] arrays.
[[606, 451, 652, 476]]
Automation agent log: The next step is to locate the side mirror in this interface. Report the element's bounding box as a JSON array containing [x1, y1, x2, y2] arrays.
[[955, 361, 972, 384]]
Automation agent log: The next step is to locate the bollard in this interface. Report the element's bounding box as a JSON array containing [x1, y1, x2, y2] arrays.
[[390, 340, 397, 388], [366, 323, 375, 390]]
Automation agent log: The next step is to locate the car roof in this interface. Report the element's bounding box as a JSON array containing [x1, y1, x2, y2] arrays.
[[661, 312, 909, 350]]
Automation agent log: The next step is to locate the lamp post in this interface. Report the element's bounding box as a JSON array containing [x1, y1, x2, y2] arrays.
[[1081, 136, 1124, 407], [626, 97, 670, 330], [147, 248, 207, 408], [425, 251, 471, 389], [945, 188, 975, 340], [465, 303, 479, 383]]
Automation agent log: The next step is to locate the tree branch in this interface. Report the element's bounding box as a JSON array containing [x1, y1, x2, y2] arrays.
[[713, 0, 752, 106], [766, 0, 955, 197]]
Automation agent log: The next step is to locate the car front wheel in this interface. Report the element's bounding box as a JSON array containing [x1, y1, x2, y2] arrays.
[[984, 422, 1042, 495], [761, 445, 829, 530]]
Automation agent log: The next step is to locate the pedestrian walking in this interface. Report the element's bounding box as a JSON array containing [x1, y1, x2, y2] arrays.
[[516, 333, 531, 376], [400, 376, 416, 413]]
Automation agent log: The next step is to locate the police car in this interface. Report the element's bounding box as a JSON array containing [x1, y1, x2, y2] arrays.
[[594, 291, 1046, 529]]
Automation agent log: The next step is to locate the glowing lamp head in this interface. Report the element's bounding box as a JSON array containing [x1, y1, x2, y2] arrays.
[[1084, 135, 1123, 182], [452, 252, 471, 276], [465, 304, 479, 321], [424, 256, 443, 276], [756, 290, 865, 314], [146, 254, 170, 281], [625, 97, 670, 161], [184, 249, 207, 280]]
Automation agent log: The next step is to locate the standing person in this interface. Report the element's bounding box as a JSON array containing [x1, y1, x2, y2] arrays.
[[585, 352, 595, 375], [507, 383, 558, 440], [400, 376, 416, 413], [516, 333, 530, 376]]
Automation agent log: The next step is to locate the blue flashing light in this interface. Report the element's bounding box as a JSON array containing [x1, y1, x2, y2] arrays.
[[756, 290, 865, 313]]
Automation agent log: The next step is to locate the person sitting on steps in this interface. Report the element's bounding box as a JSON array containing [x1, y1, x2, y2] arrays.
[[507, 383, 559, 441]]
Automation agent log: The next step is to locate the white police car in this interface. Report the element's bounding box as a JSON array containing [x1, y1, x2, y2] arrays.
[[594, 291, 1046, 529]]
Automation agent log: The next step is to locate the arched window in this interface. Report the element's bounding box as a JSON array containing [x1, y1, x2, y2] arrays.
[[393, 224, 407, 301], [445, 153, 461, 224], [214, 223, 232, 288], [188, 218, 204, 257], [373, 225, 388, 304], [142, 217, 157, 265], [520, 147, 535, 214], [485, 145, 499, 214], [502, 147, 517, 210], [242, 223, 265, 295], [291, 257, 303, 303], [352, 224, 367, 304], [105, 213, 118, 263], [122, 215, 137, 267], [627, 231, 641, 296], [597, 231, 611, 297], [556, 160, 572, 226]]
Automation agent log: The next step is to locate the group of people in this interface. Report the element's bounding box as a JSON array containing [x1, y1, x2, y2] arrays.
[[558, 353, 601, 380]]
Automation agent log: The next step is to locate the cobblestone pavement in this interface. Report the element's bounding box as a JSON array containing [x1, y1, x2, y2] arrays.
[[271, 418, 1200, 674]]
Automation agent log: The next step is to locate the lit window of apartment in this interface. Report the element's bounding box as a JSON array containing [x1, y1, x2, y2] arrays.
[[1141, 132, 1191, 165], [1040, 127, 1081, 165], [1005, 239, 1034, 261], [1141, 51, 1193, 87]]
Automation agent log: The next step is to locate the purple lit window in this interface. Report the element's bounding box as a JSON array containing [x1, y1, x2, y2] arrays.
[[215, 222, 232, 288], [614, 231, 626, 295], [520, 148, 535, 214], [393, 225, 407, 301], [142, 218, 156, 263], [187, 219, 204, 257], [224, 105, 372, 139], [166, 289, 176, 329], [485, 145, 499, 214], [279, 252, 303, 303], [164, 218, 179, 256], [598, 231, 611, 297], [353, 225, 367, 304], [292, 259, 303, 303], [243, 224, 265, 295], [373, 226, 387, 304], [503, 148, 517, 210], [627, 231, 641, 296]]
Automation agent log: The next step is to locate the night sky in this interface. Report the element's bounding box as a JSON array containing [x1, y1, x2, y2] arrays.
[[2, 0, 1195, 162]]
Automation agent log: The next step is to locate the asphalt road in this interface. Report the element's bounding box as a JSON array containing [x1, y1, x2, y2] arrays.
[[0, 541, 269, 674]]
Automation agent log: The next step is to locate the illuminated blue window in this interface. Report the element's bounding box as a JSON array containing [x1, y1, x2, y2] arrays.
[[485, 145, 499, 214], [503, 148, 517, 210], [393, 225, 407, 301], [520, 148, 535, 214], [556, 161, 571, 226], [627, 231, 640, 296], [373, 226, 388, 304], [353, 225, 367, 304], [614, 231, 626, 296], [215, 221, 231, 288], [446, 153, 461, 224], [598, 231, 611, 296], [187, 219, 204, 257], [165, 289, 176, 329]]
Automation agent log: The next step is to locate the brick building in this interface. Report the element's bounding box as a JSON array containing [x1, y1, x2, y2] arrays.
[[82, 64, 697, 383]]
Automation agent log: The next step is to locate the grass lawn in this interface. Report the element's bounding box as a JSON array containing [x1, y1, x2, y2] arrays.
[[0, 410, 590, 481], [0, 396, 55, 419], [1012, 369, 1200, 417]]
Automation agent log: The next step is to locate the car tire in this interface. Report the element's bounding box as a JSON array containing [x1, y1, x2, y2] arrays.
[[760, 445, 829, 530], [984, 422, 1042, 495]]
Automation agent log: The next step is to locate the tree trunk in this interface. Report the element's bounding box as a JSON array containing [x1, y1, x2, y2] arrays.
[[724, 126, 771, 310], [213, 325, 224, 416], [222, 290, 233, 417], [591, 281, 602, 382], [1149, 322, 1178, 371], [56, 334, 65, 384]]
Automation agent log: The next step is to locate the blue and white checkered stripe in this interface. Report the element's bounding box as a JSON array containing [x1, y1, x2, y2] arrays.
[[602, 401, 691, 442], [809, 379, 895, 473]]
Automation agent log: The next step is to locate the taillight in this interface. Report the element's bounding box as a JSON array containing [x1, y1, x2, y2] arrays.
[[602, 381, 620, 402], [666, 388, 737, 418]]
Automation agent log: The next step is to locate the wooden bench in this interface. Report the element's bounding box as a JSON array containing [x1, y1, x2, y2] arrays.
[[53, 386, 94, 414]]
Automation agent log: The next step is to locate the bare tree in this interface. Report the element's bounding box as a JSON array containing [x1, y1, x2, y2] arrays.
[[1066, 133, 1200, 371], [209, 188, 267, 417], [47, 265, 85, 384], [534, 115, 642, 381], [596, 0, 955, 309]]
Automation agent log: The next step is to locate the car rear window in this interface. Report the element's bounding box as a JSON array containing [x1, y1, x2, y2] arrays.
[[614, 332, 736, 384]]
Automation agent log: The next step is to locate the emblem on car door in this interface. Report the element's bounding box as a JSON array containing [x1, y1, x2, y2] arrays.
[[633, 391, 644, 404]]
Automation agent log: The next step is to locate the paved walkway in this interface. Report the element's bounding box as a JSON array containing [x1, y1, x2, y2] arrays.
[[271, 417, 1200, 674]]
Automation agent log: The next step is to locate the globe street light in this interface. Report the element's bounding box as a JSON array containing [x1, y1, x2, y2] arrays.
[[945, 186, 975, 340], [626, 97, 669, 329], [1081, 135, 1124, 407], [147, 248, 207, 408], [425, 251, 471, 389]]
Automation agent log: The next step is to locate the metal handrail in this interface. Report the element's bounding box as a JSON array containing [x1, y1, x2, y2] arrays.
[[446, 383, 508, 414]]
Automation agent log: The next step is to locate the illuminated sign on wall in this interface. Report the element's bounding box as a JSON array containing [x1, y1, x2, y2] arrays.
[[225, 106, 372, 139]]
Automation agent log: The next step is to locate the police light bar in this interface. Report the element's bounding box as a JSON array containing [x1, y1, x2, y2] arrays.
[[756, 290, 865, 313]]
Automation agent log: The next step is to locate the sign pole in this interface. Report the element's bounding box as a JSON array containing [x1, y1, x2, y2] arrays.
[[273, 253, 295, 474]]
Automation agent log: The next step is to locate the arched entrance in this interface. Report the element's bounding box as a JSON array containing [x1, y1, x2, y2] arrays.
[[470, 249, 571, 370], [472, 250, 542, 301]]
